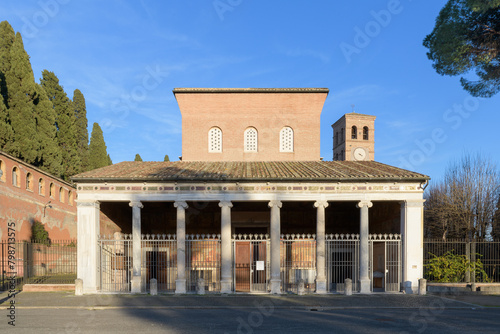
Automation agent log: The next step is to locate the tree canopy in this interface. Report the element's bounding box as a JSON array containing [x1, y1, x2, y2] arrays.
[[134, 154, 143, 161], [88, 122, 112, 170], [424, 152, 500, 240], [0, 20, 109, 179], [423, 1, 500, 97]]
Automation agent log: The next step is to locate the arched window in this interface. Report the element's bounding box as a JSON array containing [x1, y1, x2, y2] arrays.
[[59, 187, 65, 203], [334, 153, 338, 161], [0, 160, 5, 182], [340, 150, 344, 160], [334, 132, 339, 146], [26, 172, 33, 191], [340, 128, 344, 142], [39, 178, 45, 195], [279, 126, 294, 152], [208, 127, 222, 152], [49, 183, 55, 198], [244, 127, 258, 152], [351, 126, 357, 139], [363, 126, 369, 140], [68, 190, 74, 206], [12, 167, 19, 187]]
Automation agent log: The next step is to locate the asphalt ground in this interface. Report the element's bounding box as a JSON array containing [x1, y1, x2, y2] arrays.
[[1, 291, 499, 309]]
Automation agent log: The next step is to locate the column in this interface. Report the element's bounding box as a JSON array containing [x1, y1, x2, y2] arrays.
[[174, 201, 188, 294], [129, 201, 143, 293], [76, 200, 100, 294], [219, 201, 233, 293], [357, 200, 373, 294], [400, 200, 424, 294], [314, 200, 329, 294], [268, 200, 282, 294]]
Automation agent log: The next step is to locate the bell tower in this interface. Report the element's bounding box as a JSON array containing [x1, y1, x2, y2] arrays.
[[332, 112, 376, 161]]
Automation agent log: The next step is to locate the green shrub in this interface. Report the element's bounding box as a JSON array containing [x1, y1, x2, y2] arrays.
[[31, 220, 50, 244], [425, 251, 489, 282]]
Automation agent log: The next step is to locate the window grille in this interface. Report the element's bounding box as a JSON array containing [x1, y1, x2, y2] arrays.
[[280, 127, 294, 152], [244, 127, 258, 152], [208, 127, 222, 152]]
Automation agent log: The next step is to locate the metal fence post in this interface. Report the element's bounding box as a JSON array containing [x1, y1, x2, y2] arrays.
[[465, 241, 471, 283]]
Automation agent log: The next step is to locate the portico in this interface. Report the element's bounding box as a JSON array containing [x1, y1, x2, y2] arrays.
[[74, 160, 427, 295]]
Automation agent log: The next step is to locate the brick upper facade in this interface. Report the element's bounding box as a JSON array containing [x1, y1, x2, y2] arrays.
[[174, 88, 329, 161]]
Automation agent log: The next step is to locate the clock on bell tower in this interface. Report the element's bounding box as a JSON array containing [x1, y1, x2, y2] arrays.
[[331, 112, 376, 161]]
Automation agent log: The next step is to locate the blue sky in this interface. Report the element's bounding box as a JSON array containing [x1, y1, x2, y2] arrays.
[[2, 0, 499, 182]]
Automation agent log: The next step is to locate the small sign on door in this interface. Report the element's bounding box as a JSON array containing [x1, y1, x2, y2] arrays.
[[256, 261, 265, 271]]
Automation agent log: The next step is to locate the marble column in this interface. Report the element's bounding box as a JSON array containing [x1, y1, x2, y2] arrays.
[[219, 201, 233, 293], [129, 201, 143, 293], [76, 200, 100, 294], [314, 200, 329, 294], [174, 201, 188, 294], [357, 200, 373, 294], [268, 200, 282, 294]]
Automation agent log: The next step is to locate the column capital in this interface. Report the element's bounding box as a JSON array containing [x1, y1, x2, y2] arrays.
[[268, 200, 282, 209], [174, 201, 188, 209], [219, 201, 233, 208], [314, 200, 329, 209], [76, 200, 100, 208], [129, 201, 144, 209], [357, 200, 373, 209]]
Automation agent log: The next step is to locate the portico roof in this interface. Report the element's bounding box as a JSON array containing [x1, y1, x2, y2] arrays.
[[72, 161, 429, 183]]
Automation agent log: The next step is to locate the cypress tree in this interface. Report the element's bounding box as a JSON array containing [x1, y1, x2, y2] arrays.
[[73, 89, 89, 171], [88, 122, 111, 170], [164, 154, 170, 162], [134, 154, 143, 161], [33, 83, 62, 176], [107, 154, 113, 166], [0, 21, 15, 106], [4, 32, 38, 163], [40, 70, 80, 179]]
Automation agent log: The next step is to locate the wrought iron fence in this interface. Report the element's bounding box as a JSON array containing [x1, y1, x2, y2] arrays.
[[1, 240, 77, 291], [326, 234, 359, 293], [99, 234, 132, 292], [281, 234, 316, 293], [424, 239, 500, 283], [186, 234, 220, 293], [142, 234, 177, 292]]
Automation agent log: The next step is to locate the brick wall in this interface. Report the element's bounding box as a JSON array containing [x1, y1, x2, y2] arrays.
[[175, 90, 328, 161], [0, 151, 77, 240]]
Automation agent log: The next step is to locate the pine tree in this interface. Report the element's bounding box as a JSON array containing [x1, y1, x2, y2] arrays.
[[4, 32, 38, 163], [88, 122, 111, 170], [33, 83, 62, 176], [164, 154, 170, 162], [73, 89, 89, 171], [40, 70, 80, 179], [134, 154, 143, 161]]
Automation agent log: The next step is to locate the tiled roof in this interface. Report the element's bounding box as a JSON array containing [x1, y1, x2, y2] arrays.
[[72, 161, 429, 183], [173, 88, 329, 94]]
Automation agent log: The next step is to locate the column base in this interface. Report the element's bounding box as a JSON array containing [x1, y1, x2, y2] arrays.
[[175, 279, 186, 294], [359, 278, 371, 294], [270, 279, 281, 294], [220, 279, 232, 294], [315, 278, 327, 294], [131, 275, 142, 293]]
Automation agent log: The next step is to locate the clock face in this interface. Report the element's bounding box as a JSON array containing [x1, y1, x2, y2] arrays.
[[353, 147, 367, 161]]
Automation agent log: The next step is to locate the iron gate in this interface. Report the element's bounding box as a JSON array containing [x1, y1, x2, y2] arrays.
[[233, 234, 269, 292], [281, 234, 316, 293]]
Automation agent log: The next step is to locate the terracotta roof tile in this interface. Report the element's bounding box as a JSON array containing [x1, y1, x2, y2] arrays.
[[72, 161, 429, 183]]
